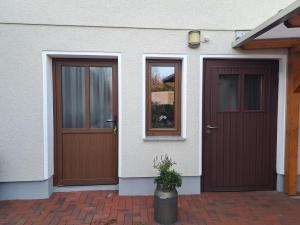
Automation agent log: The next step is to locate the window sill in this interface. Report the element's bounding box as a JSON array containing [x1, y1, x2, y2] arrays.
[[143, 136, 186, 142]]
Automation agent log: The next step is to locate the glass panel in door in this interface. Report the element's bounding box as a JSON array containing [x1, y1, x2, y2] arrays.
[[218, 75, 239, 112], [244, 74, 263, 111], [61, 66, 86, 128], [90, 67, 113, 128]]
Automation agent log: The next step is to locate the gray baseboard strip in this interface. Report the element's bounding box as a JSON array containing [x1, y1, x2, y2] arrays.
[[2, 174, 295, 200], [0, 177, 53, 200], [276, 174, 300, 192], [119, 176, 201, 196]]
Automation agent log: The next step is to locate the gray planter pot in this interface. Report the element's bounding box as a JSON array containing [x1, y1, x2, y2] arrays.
[[154, 184, 178, 225]]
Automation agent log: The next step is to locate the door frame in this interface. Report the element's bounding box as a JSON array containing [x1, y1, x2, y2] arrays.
[[52, 58, 119, 186], [199, 54, 288, 191], [41, 51, 122, 184]]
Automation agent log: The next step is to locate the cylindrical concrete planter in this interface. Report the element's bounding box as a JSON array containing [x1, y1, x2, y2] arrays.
[[154, 185, 178, 224]]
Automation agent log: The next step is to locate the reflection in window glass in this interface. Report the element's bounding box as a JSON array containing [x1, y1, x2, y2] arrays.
[[90, 67, 113, 128], [151, 66, 175, 128], [218, 75, 238, 112], [61, 66, 86, 128], [244, 75, 263, 110]]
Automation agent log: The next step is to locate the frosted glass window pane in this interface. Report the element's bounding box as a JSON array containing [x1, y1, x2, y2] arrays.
[[90, 67, 113, 128], [61, 66, 86, 128], [151, 66, 175, 128], [244, 74, 263, 110], [218, 75, 238, 112]]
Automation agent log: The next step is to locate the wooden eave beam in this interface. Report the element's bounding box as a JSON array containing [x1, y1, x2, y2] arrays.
[[284, 14, 300, 28], [241, 38, 300, 50], [285, 46, 300, 196]]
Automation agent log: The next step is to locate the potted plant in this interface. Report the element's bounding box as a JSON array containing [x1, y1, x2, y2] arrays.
[[153, 155, 182, 225]]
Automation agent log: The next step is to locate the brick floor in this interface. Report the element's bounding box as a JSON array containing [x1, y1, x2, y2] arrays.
[[0, 191, 300, 225]]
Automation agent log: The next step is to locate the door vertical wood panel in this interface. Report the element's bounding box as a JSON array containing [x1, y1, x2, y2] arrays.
[[53, 59, 118, 186], [203, 59, 278, 192]]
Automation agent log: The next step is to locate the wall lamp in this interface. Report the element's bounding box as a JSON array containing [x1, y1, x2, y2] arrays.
[[188, 30, 208, 49]]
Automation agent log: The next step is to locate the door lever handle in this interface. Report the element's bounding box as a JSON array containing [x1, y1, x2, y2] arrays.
[[113, 125, 118, 135], [207, 125, 218, 129], [107, 116, 118, 135]]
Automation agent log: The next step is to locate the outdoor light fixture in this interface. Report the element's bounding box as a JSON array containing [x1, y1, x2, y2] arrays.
[[188, 30, 201, 48]]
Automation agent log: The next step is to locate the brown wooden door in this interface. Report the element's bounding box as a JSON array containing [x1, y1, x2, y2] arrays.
[[53, 59, 118, 186], [202, 59, 278, 191]]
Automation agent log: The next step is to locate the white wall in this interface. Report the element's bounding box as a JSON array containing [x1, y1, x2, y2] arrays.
[[0, 0, 295, 30], [0, 23, 288, 181], [0, 0, 295, 182]]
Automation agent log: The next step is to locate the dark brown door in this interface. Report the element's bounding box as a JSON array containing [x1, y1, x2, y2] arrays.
[[53, 59, 118, 186], [202, 59, 278, 191]]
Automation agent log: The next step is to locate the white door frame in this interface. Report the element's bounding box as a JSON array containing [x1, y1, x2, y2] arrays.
[[42, 51, 123, 180]]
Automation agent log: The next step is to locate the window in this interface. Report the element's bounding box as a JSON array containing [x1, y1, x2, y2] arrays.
[[218, 75, 239, 112], [90, 67, 113, 128], [146, 59, 181, 136], [61, 66, 86, 128], [244, 74, 263, 111], [58, 60, 116, 129]]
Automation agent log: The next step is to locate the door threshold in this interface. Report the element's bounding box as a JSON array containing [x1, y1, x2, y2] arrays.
[[289, 194, 300, 199], [53, 184, 119, 193]]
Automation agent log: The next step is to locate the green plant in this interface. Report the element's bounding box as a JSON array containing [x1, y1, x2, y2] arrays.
[[153, 155, 182, 192]]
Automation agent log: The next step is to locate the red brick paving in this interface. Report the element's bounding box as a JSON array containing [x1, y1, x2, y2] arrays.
[[0, 191, 300, 225]]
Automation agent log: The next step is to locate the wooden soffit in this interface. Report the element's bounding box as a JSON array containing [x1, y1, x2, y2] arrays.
[[241, 38, 300, 50]]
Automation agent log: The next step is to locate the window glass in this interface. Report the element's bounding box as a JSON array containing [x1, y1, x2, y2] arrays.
[[61, 66, 86, 128], [218, 75, 238, 112], [244, 74, 263, 111], [146, 60, 181, 136], [90, 67, 113, 128], [151, 66, 175, 128]]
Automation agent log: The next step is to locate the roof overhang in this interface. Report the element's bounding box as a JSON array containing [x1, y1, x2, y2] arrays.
[[232, 0, 300, 49], [231, 0, 300, 198]]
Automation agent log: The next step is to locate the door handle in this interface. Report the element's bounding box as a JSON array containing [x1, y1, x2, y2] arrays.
[[107, 116, 118, 135], [206, 125, 218, 129], [113, 125, 118, 135]]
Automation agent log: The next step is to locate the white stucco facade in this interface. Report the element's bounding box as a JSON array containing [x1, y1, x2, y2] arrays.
[[0, 0, 294, 30], [0, 0, 297, 198]]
